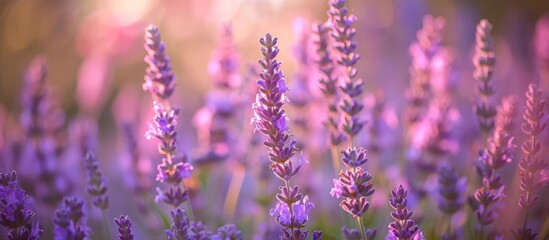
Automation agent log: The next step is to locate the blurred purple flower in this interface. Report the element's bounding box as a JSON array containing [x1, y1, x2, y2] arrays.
[[473, 19, 497, 134], [212, 224, 243, 240], [513, 84, 547, 239], [84, 151, 109, 210], [53, 196, 90, 240], [313, 22, 346, 146]]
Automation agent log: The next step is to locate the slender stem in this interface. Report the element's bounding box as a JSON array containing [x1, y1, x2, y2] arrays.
[[330, 145, 342, 174], [101, 209, 112, 240], [446, 213, 452, 237], [181, 183, 195, 222], [356, 216, 367, 240], [479, 224, 484, 240], [141, 192, 170, 229], [223, 165, 245, 219]]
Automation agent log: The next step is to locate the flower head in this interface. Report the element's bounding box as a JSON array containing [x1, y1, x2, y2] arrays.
[[114, 215, 134, 240]]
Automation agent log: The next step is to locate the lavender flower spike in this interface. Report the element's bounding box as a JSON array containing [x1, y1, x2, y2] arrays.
[[143, 25, 193, 209], [84, 151, 109, 210], [513, 84, 547, 239], [0, 171, 43, 240], [473, 19, 497, 135], [313, 22, 346, 146], [252, 33, 312, 239], [114, 216, 134, 240], [212, 224, 243, 240], [386, 185, 422, 240], [53, 196, 90, 240], [144, 24, 176, 103], [329, 0, 365, 140]]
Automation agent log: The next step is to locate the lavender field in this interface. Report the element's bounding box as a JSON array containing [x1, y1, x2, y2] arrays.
[[1, 0, 549, 239]]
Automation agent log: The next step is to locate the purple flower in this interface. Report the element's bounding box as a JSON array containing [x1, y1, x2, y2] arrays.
[[329, 0, 365, 138], [437, 164, 466, 215], [340, 147, 368, 168], [143, 25, 194, 212], [212, 224, 243, 240], [513, 84, 547, 238], [331, 167, 374, 199], [387, 185, 420, 240], [166, 208, 190, 240], [208, 23, 241, 90], [313, 22, 346, 146], [473, 19, 497, 134], [252, 33, 313, 236], [53, 196, 90, 240], [270, 195, 314, 228], [144, 24, 176, 102], [84, 151, 109, 210], [114, 215, 134, 240], [156, 160, 193, 184], [405, 15, 445, 125], [0, 171, 43, 240]]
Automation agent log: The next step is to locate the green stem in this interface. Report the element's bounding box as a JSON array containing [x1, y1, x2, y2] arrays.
[[181, 183, 195, 222], [101, 209, 112, 240], [356, 216, 367, 240], [330, 145, 342, 175], [223, 166, 245, 219], [141, 193, 170, 229]]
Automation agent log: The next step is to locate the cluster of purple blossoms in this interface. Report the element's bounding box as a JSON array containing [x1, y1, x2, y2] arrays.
[[251, 33, 314, 239], [406, 15, 445, 125], [328, 0, 365, 140], [470, 96, 516, 239], [194, 23, 242, 164], [166, 208, 243, 240], [513, 84, 547, 239], [437, 164, 466, 239], [330, 147, 374, 218], [143, 24, 176, 102], [19, 56, 71, 206], [143, 24, 193, 209], [84, 151, 108, 210], [313, 21, 346, 147], [386, 185, 423, 240], [473, 19, 497, 135], [53, 196, 90, 240], [114, 215, 135, 240], [0, 171, 43, 240]]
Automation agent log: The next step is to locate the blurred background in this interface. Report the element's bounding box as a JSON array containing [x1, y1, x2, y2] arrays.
[[1, 0, 549, 239]]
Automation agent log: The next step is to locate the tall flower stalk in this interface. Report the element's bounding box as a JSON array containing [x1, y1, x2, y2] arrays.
[[313, 22, 345, 173], [406, 15, 445, 126], [330, 147, 375, 240], [513, 84, 547, 240], [386, 185, 422, 240], [473, 96, 516, 239], [473, 19, 497, 138], [84, 151, 110, 239], [53, 196, 90, 240], [252, 33, 314, 240], [328, 0, 376, 238], [437, 165, 466, 239], [329, 0, 365, 145], [143, 24, 194, 224]]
